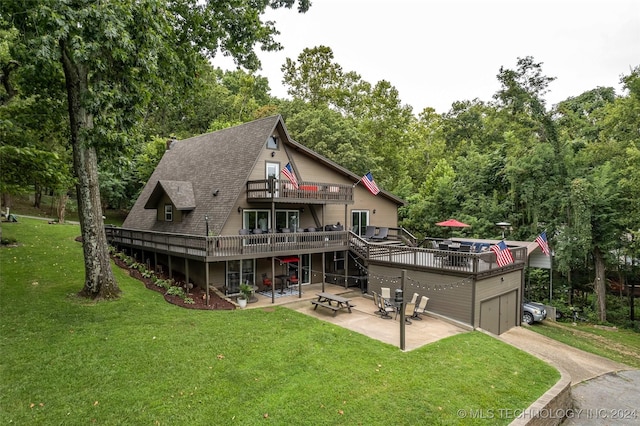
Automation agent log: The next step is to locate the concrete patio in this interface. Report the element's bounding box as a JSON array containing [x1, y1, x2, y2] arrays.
[[245, 283, 471, 351]]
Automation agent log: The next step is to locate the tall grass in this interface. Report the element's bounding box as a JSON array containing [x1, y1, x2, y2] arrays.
[[1, 219, 559, 425]]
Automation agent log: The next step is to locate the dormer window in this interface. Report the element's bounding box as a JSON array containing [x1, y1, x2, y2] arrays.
[[164, 204, 173, 222], [267, 135, 278, 150]]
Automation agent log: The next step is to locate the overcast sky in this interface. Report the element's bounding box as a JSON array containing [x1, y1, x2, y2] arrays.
[[217, 0, 639, 114]]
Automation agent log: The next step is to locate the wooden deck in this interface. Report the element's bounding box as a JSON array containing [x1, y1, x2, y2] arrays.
[[106, 227, 526, 277]]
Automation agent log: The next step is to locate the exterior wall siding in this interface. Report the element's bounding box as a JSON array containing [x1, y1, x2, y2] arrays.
[[369, 264, 475, 326], [224, 142, 400, 235]]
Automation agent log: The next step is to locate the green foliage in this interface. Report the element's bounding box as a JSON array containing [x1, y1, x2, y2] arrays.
[[165, 285, 186, 298], [238, 282, 253, 300], [153, 277, 173, 290]]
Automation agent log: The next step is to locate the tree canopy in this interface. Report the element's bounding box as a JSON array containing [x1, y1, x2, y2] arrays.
[[1, 2, 638, 324]]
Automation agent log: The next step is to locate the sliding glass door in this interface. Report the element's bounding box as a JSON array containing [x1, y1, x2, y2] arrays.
[[226, 259, 255, 294], [351, 210, 370, 236]]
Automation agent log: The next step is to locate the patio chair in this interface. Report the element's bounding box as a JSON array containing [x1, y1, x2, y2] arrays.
[[261, 273, 272, 290], [378, 295, 395, 319], [410, 292, 419, 305], [288, 273, 299, 288], [371, 227, 389, 241], [372, 292, 384, 316], [412, 296, 429, 320], [363, 226, 376, 240], [381, 287, 393, 307], [396, 301, 416, 324]]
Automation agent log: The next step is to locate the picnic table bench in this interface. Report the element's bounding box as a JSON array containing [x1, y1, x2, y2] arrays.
[[311, 292, 355, 316]]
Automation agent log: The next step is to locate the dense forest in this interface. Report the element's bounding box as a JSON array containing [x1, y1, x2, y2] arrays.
[[1, 1, 638, 327]]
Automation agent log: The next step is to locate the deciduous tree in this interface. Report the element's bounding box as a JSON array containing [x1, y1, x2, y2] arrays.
[[1, 0, 310, 300]]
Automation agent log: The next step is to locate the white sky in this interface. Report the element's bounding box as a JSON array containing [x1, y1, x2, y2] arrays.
[[216, 0, 640, 114]]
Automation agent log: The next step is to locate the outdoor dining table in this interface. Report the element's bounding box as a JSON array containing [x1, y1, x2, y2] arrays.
[[311, 292, 354, 316], [275, 274, 290, 294]]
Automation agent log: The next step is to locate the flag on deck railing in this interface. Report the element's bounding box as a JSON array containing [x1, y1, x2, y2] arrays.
[[362, 172, 380, 195], [491, 240, 514, 267], [281, 163, 299, 189], [535, 232, 550, 256]]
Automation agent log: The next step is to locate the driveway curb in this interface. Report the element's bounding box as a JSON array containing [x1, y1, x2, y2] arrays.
[[495, 326, 634, 426]]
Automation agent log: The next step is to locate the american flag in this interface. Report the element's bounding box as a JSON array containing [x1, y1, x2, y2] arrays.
[[535, 232, 550, 256], [362, 172, 380, 195], [491, 240, 514, 267], [281, 163, 299, 189]]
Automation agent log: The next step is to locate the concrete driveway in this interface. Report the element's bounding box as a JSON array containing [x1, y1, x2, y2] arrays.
[[499, 326, 640, 425], [499, 326, 630, 385]]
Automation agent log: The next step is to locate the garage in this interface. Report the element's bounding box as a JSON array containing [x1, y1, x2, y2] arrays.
[[480, 290, 518, 335]]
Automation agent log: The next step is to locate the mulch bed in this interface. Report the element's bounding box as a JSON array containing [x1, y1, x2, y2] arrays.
[[112, 257, 236, 310]]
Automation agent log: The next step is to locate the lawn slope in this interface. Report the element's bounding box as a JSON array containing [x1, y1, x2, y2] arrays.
[[1, 219, 559, 425]]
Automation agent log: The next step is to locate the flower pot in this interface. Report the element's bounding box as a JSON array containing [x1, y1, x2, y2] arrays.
[[237, 297, 247, 309]]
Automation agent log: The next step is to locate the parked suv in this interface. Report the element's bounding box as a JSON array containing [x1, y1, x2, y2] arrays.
[[522, 300, 547, 325]]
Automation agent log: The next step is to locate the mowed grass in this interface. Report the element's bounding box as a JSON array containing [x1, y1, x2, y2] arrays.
[[528, 321, 640, 369], [1, 219, 559, 425]]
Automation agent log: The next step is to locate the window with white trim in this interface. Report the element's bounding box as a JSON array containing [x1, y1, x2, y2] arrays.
[[164, 204, 173, 222]]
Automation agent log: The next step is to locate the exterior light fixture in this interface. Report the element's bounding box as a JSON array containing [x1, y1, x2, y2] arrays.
[[496, 221, 511, 239], [204, 215, 209, 236]]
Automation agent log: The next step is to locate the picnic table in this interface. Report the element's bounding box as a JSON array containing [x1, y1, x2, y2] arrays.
[[311, 292, 354, 316]]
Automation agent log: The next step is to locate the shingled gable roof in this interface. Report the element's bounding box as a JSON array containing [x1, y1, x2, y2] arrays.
[[123, 114, 405, 235], [144, 180, 195, 210], [122, 115, 282, 235]]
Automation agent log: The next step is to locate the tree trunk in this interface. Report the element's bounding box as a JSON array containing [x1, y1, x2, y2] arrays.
[[57, 193, 68, 224], [34, 183, 42, 208], [60, 40, 120, 300], [2, 192, 12, 214], [594, 246, 607, 322], [568, 269, 573, 305]]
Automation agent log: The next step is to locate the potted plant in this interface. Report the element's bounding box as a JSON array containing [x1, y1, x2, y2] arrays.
[[237, 282, 253, 308]]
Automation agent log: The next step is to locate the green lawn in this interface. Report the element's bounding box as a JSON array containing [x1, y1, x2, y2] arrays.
[[1, 219, 559, 425], [528, 321, 640, 369], [5, 194, 127, 226]]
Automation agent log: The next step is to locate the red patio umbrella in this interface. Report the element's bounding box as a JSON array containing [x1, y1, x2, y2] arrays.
[[436, 219, 470, 238], [436, 219, 470, 228]]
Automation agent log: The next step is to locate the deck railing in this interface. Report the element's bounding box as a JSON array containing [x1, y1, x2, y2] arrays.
[[246, 179, 353, 203], [105, 227, 349, 261], [350, 234, 527, 274], [106, 226, 526, 274]]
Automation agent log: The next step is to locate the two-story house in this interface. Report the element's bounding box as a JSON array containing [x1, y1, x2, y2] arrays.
[[109, 115, 531, 334]]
